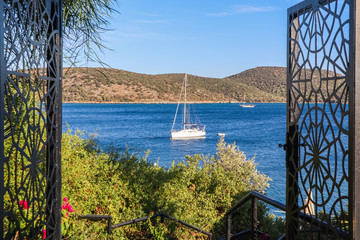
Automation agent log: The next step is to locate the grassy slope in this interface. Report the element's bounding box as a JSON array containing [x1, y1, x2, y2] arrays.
[[63, 66, 287, 103]]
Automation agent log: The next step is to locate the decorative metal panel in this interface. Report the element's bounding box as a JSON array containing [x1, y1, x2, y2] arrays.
[[286, 0, 353, 239], [0, 0, 62, 239]]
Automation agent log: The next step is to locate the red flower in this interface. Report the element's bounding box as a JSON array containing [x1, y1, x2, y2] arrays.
[[19, 200, 28, 209], [61, 202, 69, 210], [68, 206, 74, 213], [262, 232, 269, 240], [61, 198, 74, 214], [42, 229, 46, 239]]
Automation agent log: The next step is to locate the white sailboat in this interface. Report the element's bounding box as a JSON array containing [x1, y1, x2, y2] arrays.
[[171, 74, 206, 139]]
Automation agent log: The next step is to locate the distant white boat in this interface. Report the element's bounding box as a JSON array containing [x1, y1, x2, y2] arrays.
[[171, 74, 206, 139], [239, 94, 255, 108], [217, 133, 225, 137], [239, 103, 255, 108]]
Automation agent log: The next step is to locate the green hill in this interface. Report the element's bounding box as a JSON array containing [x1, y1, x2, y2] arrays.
[[63, 66, 287, 103], [227, 66, 287, 101]]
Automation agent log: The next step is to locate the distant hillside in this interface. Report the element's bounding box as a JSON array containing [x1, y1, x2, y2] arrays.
[[227, 67, 287, 100], [62, 67, 287, 103]]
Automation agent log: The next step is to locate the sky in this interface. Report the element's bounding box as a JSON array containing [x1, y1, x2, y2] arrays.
[[88, 0, 304, 78]]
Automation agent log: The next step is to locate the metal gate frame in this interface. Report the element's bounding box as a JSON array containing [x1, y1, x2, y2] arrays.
[[353, 2, 360, 238], [286, 0, 359, 239], [0, 0, 62, 239]]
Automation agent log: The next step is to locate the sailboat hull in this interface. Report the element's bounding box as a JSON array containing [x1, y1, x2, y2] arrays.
[[171, 129, 206, 139]]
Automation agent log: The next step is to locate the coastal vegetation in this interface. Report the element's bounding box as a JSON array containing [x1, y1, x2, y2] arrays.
[[63, 66, 341, 104], [63, 67, 287, 103], [61, 130, 285, 239]]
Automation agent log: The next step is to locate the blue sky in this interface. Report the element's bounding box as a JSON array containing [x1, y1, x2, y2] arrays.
[[90, 0, 303, 78]]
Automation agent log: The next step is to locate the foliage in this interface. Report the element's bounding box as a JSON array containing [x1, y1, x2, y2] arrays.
[[146, 214, 167, 240], [60, 130, 285, 239], [62, 0, 118, 66], [61, 130, 143, 239]]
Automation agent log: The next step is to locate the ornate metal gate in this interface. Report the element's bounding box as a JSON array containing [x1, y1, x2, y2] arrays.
[[286, 0, 359, 239], [0, 0, 62, 239]]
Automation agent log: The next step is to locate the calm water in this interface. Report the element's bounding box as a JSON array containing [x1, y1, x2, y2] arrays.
[[63, 103, 287, 207]]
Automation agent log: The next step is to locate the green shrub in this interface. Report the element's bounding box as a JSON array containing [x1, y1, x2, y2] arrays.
[[61, 131, 283, 239], [62, 130, 144, 239]]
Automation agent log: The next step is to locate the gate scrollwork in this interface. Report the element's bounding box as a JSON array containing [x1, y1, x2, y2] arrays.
[[287, 0, 352, 239], [1, 0, 62, 239]]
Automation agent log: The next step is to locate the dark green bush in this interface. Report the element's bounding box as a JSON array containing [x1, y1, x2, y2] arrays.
[[61, 131, 284, 239]]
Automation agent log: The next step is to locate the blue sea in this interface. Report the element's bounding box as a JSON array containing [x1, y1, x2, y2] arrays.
[[62, 103, 287, 210]]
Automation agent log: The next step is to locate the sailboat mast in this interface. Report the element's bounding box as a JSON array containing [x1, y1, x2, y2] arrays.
[[183, 73, 187, 129]]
